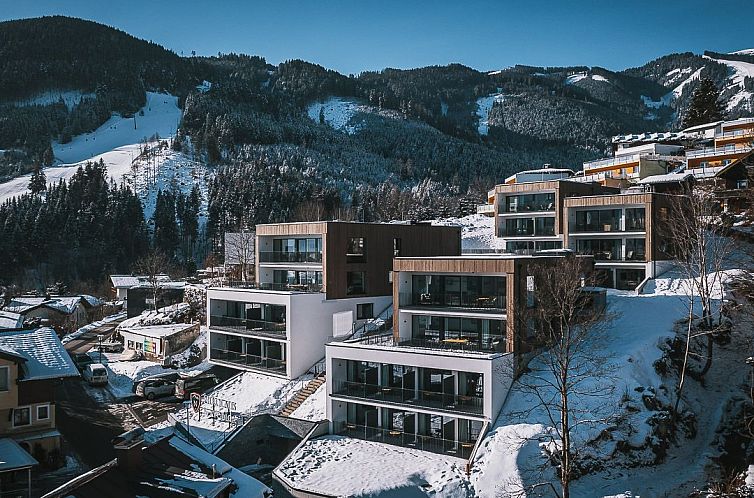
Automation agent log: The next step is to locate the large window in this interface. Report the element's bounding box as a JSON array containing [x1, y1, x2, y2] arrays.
[[12, 407, 31, 427], [573, 209, 622, 233], [625, 238, 646, 261], [411, 315, 505, 352], [576, 239, 621, 260], [0, 366, 8, 391], [503, 192, 555, 213], [410, 275, 505, 309], [347, 272, 366, 295], [507, 240, 534, 254], [347, 237, 366, 263], [265, 238, 322, 263], [625, 208, 646, 231], [273, 269, 322, 288], [37, 404, 50, 421]]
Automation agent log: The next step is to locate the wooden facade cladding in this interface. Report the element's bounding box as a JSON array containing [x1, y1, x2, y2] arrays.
[[255, 222, 461, 300], [493, 180, 616, 237], [687, 150, 751, 169], [563, 192, 675, 262]]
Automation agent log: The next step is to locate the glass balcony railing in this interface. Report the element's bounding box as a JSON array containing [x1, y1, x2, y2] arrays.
[[400, 292, 505, 311], [258, 251, 322, 263], [210, 348, 286, 372], [332, 380, 483, 415], [221, 281, 323, 293], [209, 315, 286, 337], [336, 422, 476, 459]]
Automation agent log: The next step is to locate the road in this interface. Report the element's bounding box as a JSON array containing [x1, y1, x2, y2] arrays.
[[64, 321, 120, 354]]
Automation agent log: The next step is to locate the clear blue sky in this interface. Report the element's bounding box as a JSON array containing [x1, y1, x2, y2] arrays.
[[0, 0, 751, 74]]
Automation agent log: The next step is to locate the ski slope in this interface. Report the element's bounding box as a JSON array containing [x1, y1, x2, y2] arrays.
[[54, 91, 181, 164], [476, 92, 505, 136]]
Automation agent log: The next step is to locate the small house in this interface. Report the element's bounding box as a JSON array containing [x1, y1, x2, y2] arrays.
[[120, 322, 200, 360]]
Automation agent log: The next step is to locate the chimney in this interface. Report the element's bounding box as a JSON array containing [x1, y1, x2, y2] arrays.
[[112, 428, 145, 472]]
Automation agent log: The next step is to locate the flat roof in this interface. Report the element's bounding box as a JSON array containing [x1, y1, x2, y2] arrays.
[[120, 323, 196, 339]]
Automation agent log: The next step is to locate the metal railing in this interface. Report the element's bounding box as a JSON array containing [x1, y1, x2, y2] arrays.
[[686, 144, 752, 159], [347, 303, 393, 341], [258, 251, 322, 263], [337, 422, 476, 459], [715, 128, 754, 140], [476, 204, 495, 215], [583, 153, 641, 171], [209, 315, 287, 337], [210, 348, 286, 372], [400, 292, 505, 311], [332, 380, 484, 415], [397, 337, 507, 354], [221, 281, 323, 293], [571, 222, 622, 233]]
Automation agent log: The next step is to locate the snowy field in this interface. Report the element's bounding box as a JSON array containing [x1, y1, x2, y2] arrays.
[[276, 436, 471, 497], [434, 214, 505, 252], [306, 96, 404, 134], [13, 89, 94, 110]]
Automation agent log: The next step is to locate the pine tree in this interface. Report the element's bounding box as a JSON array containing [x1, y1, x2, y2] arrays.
[[29, 166, 46, 195], [683, 78, 726, 128]]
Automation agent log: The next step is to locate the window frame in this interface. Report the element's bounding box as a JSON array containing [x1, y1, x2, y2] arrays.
[[346, 271, 367, 296], [36, 404, 50, 421], [12, 406, 31, 428], [356, 303, 374, 320], [0, 365, 9, 392]]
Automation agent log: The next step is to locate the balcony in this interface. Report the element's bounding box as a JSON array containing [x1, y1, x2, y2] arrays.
[[258, 251, 322, 264], [572, 223, 621, 233], [686, 144, 753, 160], [333, 380, 483, 416], [337, 422, 475, 458], [209, 315, 287, 338], [221, 281, 323, 293], [355, 332, 506, 354], [210, 348, 286, 372], [583, 153, 640, 172], [400, 292, 505, 312]]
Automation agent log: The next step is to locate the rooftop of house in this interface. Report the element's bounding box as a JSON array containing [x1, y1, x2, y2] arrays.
[[0, 327, 79, 381], [3, 295, 101, 315], [109, 274, 172, 289], [611, 131, 688, 144], [0, 438, 38, 472], [636, 171, 695, 185], [43, 433, 270, 498], [0, 310, 23, 330], [119, 323, 196, 339]]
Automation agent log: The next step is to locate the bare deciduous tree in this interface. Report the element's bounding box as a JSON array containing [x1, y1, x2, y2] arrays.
[[666, 186, 732, 414], [134, 250, 171, 311], [224, 230, 255, 283], [510, 256, 616, 498]]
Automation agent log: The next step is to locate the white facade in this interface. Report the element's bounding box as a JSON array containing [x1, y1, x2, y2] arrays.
[[325, 339, 513, 456], [207, 287, 390, 379]]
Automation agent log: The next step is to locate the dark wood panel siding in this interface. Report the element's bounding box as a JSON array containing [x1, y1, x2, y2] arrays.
[[325, 223, 461, 300], [18, 379, 56, 405]]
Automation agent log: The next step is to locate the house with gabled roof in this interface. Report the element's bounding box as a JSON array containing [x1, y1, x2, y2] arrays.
[[0, 327, 79, 465]]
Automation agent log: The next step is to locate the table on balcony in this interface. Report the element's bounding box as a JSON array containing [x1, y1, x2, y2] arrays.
[[442, 338, 469, 344]]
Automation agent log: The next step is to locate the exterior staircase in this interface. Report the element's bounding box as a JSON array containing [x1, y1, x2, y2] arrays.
[[279, 373, 326, 417]]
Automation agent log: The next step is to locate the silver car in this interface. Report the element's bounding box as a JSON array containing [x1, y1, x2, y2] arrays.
[[135, 377, 176, 400], [83, 363, 108, 386]]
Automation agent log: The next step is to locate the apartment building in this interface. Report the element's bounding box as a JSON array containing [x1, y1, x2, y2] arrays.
[[0, 328, 79, 465], [325, 253, 588, 458], [580, 144, 684, 187], [563, 192, 674, 290], [208, 222, 461, 379], [492, 179, 613, 254]]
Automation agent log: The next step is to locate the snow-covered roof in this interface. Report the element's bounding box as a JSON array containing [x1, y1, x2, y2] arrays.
[[0, 328, 79, 381], [682, 121, 724, 133], [110, 274, 171, 288], [4, 295, 99, 315], [0, 311, 23, 330], [0, 438, 38, 471], [637, 172, 694, 185], [4, 297, 45, 313], [120, 323, 196, 339], [612, 131, 687, 144]]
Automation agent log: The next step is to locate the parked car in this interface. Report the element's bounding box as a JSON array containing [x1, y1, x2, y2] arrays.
[[135, 377, 176, 400], [70, 352, 95, 372], [83, 363, 109, 386], [174, 373, 220, 400]]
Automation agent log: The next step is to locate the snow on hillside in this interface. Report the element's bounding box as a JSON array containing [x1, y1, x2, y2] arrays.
[[591, 74, 609, 83], [476, 92, 505, 136], [54, 91, 181, 164], [664, 67, 693, 87], [671, 66, 703, 99], [13, 89, 94, 110], [434, 214, 505, 252], [705, 54, 754, 111], [306, 96, 403, 134]]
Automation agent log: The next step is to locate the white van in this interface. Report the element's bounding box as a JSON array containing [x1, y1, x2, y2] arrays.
[[83, 363, 109, 386]]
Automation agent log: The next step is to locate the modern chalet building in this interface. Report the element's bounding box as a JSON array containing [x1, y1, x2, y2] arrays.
[[563, 192, 675, 290], [491, 178, 614, 254], [207, 221, 461, 379], [325, 253, 594, 458]]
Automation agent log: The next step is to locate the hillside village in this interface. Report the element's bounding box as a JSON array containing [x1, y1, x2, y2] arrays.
[[1, 13, 754, 498]]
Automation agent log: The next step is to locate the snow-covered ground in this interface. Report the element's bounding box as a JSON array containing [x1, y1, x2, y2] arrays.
[[705, 53, 754, 112], [12, 89, 94, 110], [434, 214, 505, 252], [290, 383, 326, 421], [565, 72, 588, 85], [276, 436, 471, 497], [476, 92, 504, 136], [306, 96, 404, 135], [172, 371, 313, 450], [53, 92, 181, 164]]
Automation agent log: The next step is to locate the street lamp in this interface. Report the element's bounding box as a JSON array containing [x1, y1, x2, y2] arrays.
[[97, 334, 103, 364]]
